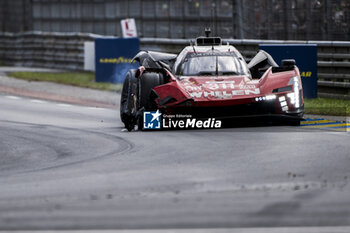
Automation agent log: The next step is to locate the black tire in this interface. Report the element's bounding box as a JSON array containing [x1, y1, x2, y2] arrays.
[[120, 69, 137, 131], [138, 72, 164, 110], [137, 72, 164, 130]]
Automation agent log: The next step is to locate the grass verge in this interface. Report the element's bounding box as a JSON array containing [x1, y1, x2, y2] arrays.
[[304, 97, 350, 116], [8, 71, 123, 92]]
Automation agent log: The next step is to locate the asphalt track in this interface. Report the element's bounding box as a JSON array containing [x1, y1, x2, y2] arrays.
[[0, 93, 350, 232]]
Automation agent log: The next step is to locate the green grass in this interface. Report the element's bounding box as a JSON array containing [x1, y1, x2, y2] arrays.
[[304, 97, 350, 116], [8, 71, 123, 92]]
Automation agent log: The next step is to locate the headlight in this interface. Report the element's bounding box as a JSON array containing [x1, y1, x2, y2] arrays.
[[265, 95, 276, 100], [278, 96, 288, 111], [255, 94, 276, 102], [287, 76, 301, 108]]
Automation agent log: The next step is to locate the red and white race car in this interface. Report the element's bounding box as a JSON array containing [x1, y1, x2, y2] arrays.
[[120, 33, 304, 131]]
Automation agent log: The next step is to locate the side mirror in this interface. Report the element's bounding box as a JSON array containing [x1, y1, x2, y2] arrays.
[[282, 59, 296, 67]]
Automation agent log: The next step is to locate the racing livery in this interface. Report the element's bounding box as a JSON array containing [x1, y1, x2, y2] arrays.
[[120, 32, 304, 131]]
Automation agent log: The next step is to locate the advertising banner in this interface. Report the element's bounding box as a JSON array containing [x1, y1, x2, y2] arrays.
[[95, 38, 139, 83]]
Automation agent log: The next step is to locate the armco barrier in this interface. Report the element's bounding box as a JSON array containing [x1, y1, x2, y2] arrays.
[[0, 32, 349, 99], [0, 31, 99, 70]]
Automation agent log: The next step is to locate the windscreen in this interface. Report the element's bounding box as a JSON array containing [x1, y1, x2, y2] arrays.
[[177, 54, 249, 76]]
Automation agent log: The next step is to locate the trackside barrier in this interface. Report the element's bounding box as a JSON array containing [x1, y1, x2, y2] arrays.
[[0, 32, 349, 99], [0, 31, 100, 70], [95, 38, 139, 83]]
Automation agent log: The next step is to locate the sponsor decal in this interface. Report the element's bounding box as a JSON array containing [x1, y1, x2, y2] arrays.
[[205, 80, 236, 84], [300, 71, 312, 77], [183, 79, 260, 98], [187, 51, 237, 58], [143, 110, 222, 129], [238, 80, 256, 89], [99, 57, 137, 64], [188, 88, 260, 98]]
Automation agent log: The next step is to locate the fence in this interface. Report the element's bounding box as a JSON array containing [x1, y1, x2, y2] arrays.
[[29, 0, 350, 41], [0, 32, 349, 99], [0, 0, 32, 33], [1, 0, 349, 41]]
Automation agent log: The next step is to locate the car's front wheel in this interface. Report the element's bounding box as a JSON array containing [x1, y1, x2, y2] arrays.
[[120, 69, 137, 131], [137, 72, 164, 130]]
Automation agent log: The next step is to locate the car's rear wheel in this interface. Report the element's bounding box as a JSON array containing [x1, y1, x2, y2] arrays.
[[137, 72, 164, 130]]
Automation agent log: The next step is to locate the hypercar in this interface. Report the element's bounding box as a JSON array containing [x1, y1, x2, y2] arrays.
[[120, 33, 304, 131]]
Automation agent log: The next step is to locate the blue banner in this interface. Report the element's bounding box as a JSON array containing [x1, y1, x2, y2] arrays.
[[259, 44, 318, 98], [95, 38, 139, 83]]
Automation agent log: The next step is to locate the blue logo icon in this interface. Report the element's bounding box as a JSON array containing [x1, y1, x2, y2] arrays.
[[143, 110, 162, 129]]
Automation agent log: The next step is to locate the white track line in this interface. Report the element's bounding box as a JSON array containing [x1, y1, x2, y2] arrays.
[[30, 99, 46, 104], [3, 95, 109, 110], [56, 103, 73, 107], [5, 95, 21, 100], [86, 107, 108, 111]]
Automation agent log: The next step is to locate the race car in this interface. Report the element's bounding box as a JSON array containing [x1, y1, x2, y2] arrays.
[[120, 32, 304, 131]]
